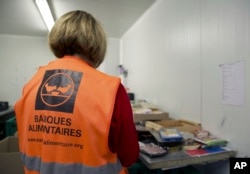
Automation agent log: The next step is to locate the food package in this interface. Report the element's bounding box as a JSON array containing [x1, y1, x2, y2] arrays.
[[139, 142, 167, 157]]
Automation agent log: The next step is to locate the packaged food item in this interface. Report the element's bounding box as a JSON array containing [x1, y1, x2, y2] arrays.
[[159, 128, 183, 142], [194, 130, 209, 138], [139, 142, 167, 157], [194, 136, 228, 147], [183, 138, 200, 150]]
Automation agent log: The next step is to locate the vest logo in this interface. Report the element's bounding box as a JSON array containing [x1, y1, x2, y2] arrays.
[[35, 69, 83, 113], [230, 157, 250, 174]]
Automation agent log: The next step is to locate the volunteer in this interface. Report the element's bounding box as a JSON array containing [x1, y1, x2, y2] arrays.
[[15, 10, 139, 174]]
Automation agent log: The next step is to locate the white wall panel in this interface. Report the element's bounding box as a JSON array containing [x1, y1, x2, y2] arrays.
[[98, 38, 120, 76], [121, 0, 250, 164], [122, 0, 202, 122], [0, 35, 54, 105], [0, 35, 120, 105], [201, 0, 250, 157]]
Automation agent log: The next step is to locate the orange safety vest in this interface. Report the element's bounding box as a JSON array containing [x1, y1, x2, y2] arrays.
[[15, 56, 128, 174]]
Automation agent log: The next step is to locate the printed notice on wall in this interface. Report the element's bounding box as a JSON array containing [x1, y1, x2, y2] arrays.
[[220, 61, 245, 106]]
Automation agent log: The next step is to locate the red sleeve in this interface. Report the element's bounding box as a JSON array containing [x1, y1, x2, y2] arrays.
[[108, 84, 139, 167]]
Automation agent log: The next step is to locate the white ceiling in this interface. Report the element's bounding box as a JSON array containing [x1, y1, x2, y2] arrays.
[[0, 0, 156, 38]]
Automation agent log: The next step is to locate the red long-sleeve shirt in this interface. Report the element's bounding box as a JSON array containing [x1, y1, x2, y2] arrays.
[[108, 84, 139, 167]]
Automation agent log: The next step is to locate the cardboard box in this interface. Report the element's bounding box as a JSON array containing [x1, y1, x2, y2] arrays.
[[155, 119, 201, 133], [133, 112, 169, 122], [0, 136, 24, 174]]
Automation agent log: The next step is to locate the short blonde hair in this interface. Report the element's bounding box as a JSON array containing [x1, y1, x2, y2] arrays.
[[49, 10, 107, 68]]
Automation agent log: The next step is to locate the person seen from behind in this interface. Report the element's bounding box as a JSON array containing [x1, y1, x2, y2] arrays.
[[15, 10, 139, 174]]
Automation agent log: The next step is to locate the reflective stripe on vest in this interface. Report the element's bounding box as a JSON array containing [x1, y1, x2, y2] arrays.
[[21, 153, 123, 174]]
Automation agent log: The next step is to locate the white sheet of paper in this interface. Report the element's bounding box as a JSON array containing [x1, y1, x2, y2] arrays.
[[220, 61, 245, 106]]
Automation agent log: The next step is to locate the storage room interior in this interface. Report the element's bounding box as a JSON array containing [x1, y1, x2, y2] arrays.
[[0, 0, 250, 174]]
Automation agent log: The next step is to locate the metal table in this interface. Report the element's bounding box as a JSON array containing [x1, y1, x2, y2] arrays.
[[139, 149, 236, 170]]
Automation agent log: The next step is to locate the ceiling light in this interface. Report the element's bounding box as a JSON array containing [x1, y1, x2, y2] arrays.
[[35, 0, 54, 31]]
